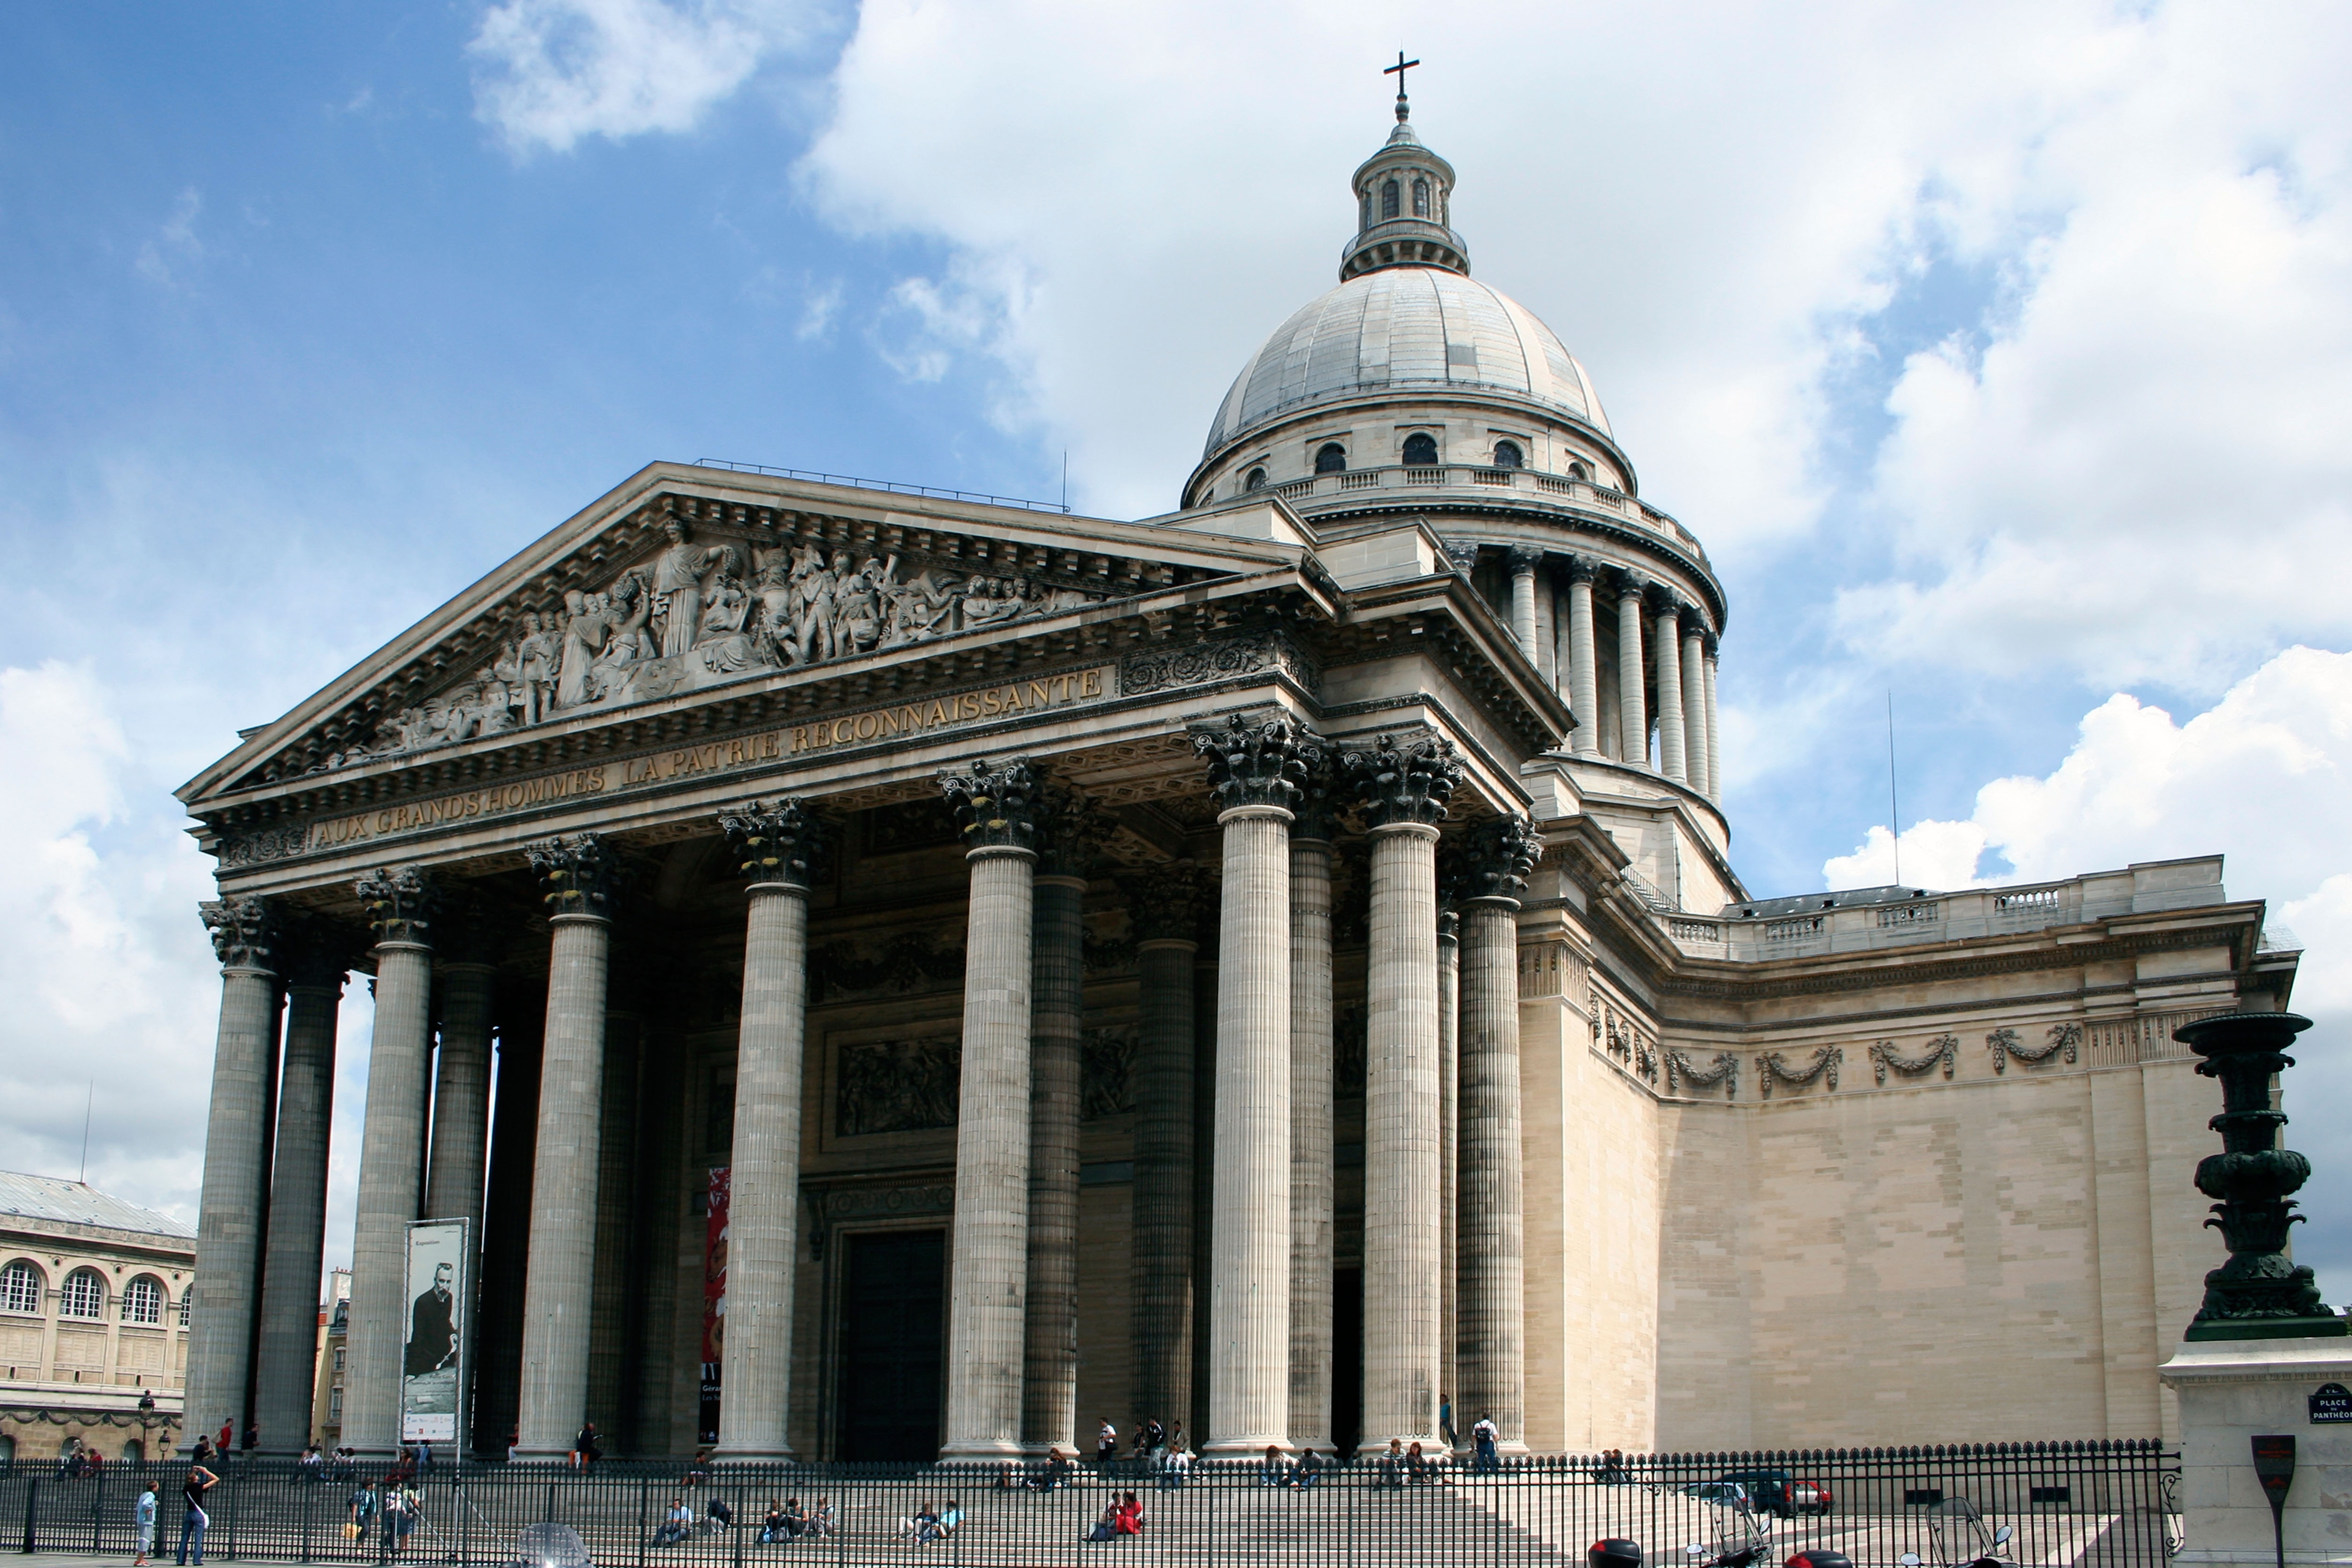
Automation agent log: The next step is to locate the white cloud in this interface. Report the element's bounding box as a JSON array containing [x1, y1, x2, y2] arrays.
[[468, 0, 821, 155], [135, 188, 204, 287], [795, 277, 841, 341], [1839, 2, 2352, 688], [1823, 646, 2352, 899], [0, 663, 220, 1219]]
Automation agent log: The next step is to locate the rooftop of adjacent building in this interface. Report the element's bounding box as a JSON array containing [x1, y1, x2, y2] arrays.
[[0, 1171, 193, 1241]]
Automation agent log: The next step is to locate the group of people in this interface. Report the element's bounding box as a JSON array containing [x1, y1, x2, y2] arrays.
[[894, 1499, 965, 1545], [343, 1473, 426, 1562], [756, 1497, 837, 1543], [1091, 1417, 1195, 1482], [1083, 1493, 1145, 1542], [54, 1437, 108, 1479]]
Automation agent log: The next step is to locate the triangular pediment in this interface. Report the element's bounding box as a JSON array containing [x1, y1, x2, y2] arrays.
[[182, 463, 1318, 809]]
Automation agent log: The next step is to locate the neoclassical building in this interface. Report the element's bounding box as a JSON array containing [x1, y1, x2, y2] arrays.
[[175, 97, 2297, 1463]]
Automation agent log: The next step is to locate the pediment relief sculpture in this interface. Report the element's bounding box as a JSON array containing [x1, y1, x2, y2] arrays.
[[318, 518, 1117, 773]]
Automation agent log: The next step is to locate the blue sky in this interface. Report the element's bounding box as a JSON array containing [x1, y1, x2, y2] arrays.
[[5, 0, 2352, 1299]]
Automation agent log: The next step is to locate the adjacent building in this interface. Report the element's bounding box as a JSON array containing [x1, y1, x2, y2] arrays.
[[0, 1171, 194, 1464], [169, 98, 2302, 1461]]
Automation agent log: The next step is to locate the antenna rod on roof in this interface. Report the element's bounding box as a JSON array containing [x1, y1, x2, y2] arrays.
[[79, 1080, 92, 1184], [1887, 690, 1902, 888]]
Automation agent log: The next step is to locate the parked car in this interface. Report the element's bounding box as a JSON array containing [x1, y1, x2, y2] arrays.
[[1685, 1482, 1754, 1509], [1790, 1480, 1834, 1516], [1718, 1471, 1799, 1520]]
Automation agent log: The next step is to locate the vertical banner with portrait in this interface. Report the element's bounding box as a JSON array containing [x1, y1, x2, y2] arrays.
[[698, 1166, 730, 1443], [399, 1218, 470, 1445]]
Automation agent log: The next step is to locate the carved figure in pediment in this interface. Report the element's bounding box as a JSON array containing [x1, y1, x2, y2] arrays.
[[751, 548, 803, 666], [513, 611, 559, 726], [604, 570, 655, 663], [835, 552, 888, 654], [961, 575, 1025, 629], [556, 591, 618, 709], [795, 544, 840, 664], [650, 518, 731, 658], [886, 561, 962, 646], [473, 666, 517, 735]]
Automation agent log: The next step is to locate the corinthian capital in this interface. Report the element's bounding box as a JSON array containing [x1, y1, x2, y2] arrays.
[[526, 834, 615, 919], [1343, 732, 1463, 830], [719, 800, 828, 891], [353, 866, 439, 946], [1034, 782, 1110, 879], [939, 757, 1040, 852], [1123, 862, 1211, 945], [1459, 813, 1542, 903], [278, 909, 364, 990], [1505, 546, 1544, 576], [1292, 743, 1345, 841], [199, 895, 278, 972], [1193, 713, 1316, 815]]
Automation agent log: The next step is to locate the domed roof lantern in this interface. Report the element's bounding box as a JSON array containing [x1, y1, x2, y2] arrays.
[[1341, 55, 1470, 282]]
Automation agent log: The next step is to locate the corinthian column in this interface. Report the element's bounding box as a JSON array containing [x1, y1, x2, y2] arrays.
[[1436, 905, 1460, 1443], [1344, 733, 1462, 1452], [1457, 815, 1539, 1454], [714, 801, 826, 1459], [1194, 715, 1311, 1456], [1287, 761, 1338, 1454], [516, 835, 615, 1459], [1615, 574, 1649, 765], [1128, 863, 1207, 1441], [1506, 547, 1542, 665], [1654, 592, 1687, 784], [253, 917, 356, 1454], [344, 868, 439, 1457], [1023, 786, 1099, 1455], [938, 759, 1041, 1460], [1565, 560, 1598, 754], [186, 896, 280, 1455], [1681, 613, 1710, 798], [424, 941, 494, 1235], [1704, 643, 1722, 800]]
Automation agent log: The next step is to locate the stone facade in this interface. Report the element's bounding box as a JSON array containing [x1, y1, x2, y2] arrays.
[[0, 1172, 193, 1464], [169, 103, 2303, 1461]]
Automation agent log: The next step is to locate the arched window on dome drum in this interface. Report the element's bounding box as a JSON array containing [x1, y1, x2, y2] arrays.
[[122, 1275, 164, 1325], [1244, 467, 1267, 491], [1315, 443, 1347, 475], [1493, 440, 1524, 469], [1569, 460, 1592, 483], [61, 1268, 105, 1321], [1412, 178, 1430, 218], [1380, 180, 1400, 221], [1402, 433, 1438, 467], [0, 1260, 40, 1315], [1360, 192, 1372, 232]]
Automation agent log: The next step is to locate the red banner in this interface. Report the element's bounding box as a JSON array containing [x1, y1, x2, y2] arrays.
[[699, 1165, 729, 1442]]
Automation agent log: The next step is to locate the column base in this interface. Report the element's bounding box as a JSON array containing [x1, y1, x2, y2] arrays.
[[937, 1440, 1029, 1464], [1200, 1435, 1292, 1460], [511, 1446, 580, 1464], [711, 1445, 797, 1464], [1354, 1434, 1446, 1459]]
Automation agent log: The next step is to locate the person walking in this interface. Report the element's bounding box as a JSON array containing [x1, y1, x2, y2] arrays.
[[1095, 1418, 1117, 1467], [134, 1481, 158, 1567], [1438, 1394, 1458, 1451], [1471, 1412, 1500, 1472], [175, 1459, 219, 1566]]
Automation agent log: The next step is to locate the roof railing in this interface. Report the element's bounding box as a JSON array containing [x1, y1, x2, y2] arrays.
[[686, 458, 1072, 515]]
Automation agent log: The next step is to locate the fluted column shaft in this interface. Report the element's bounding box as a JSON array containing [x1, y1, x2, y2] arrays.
[[1616, 582, 1649, 765], [1566, 566, 1599, 757], [1361, 820, 1445, 1450], [1287, 837, 1335, 1453], [1457, 898, 1527, 1450], [1437, 911, 1460, 1445], [1507, 549, 1541, 665], [425, 966, 494, 1231], [1703, 650, 1722, 799], [1680, 622, 1710, 797], [254, 970, 341, 1453], [1655, 603, 1687, 782], [345, 927, 435, 1456], [515, 912, 611, 1456], [941, 841, 1037, 1458], [1205, 804, 1293, 1455], [1534, 574, 1558, 687], [716, 880, 811, 1457], [186, 903, 279, 1455], [1021, 871, 1087, 1454], [1133, 931, 1197, 1436]]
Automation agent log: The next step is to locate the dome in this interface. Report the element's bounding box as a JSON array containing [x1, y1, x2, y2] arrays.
[[1202, 266, 1612, 458]]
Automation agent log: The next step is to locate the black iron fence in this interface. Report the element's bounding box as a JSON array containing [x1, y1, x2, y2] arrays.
[[0, 1441, 2178, 1568]]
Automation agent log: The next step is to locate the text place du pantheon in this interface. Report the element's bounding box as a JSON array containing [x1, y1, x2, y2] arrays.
[[176, 95, 2298, 1463]]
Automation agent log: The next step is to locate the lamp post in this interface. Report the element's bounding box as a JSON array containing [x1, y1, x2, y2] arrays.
[[2177, 1011, 2347, 1340]]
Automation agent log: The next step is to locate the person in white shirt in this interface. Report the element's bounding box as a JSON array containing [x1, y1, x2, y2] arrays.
[[1471, 1413, 1501, 1472]]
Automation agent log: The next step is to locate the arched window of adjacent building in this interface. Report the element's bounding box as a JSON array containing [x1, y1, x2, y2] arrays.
[[122, 1276, 164, 1326], [1244, 467, 1267, 491], [1380, 180, 1400, 220], [1412, 178, 1430, 217], [121, 1440, 143, 1464], [1314, 443, 1347, 474], [1402, 433, 1438, 467], [60, 1268, 106, 1321], [179, 1294, 191, 1328], [0, 1260, 40, 1315], [1493, 440, 1524, 469]]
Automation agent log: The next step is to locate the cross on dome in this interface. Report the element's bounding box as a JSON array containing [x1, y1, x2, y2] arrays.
[[1383, 51, 1419, 122]]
